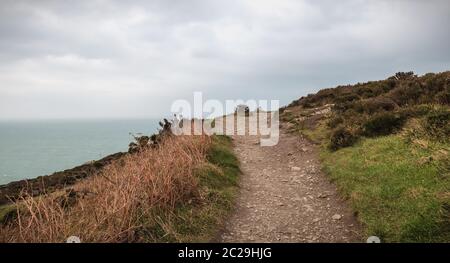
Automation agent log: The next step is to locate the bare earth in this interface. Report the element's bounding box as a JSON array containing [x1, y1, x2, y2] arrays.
[[219, 119, 362, 243]]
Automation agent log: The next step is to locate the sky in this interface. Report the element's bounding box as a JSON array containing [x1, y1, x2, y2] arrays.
[[0, 0, 449, 120]]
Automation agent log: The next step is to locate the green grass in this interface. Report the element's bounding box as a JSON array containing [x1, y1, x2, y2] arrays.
[[300, 119, 330, 144], [147, 135, 240, 242], [321, 135, 450, 242], [283, 105, 450, 242]]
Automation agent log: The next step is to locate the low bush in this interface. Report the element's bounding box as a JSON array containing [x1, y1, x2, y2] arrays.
[[327, 115, 344, 128], [360, 97, 397, 114], [435, 89, 450, 105], [389, 82, 423, 106], [363, 112, 405, 137], [329, 127, 358, 151], [393, 71, 416, 81], [335, 93, 360, 104], [398, 104, 434, 119], [424, 110, 450, 142]]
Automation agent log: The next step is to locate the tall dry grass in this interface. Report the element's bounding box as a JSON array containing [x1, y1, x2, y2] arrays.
[[0, 135, 211, 243]]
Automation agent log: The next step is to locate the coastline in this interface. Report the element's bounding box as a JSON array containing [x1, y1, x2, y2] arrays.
[[0, 151, 126, 205]]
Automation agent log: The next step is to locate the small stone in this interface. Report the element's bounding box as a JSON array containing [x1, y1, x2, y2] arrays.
[[318, 193, 330, 198], [332, 214, 342, 220], [313, 218, 320, 223], [291, 166, 302, 171]]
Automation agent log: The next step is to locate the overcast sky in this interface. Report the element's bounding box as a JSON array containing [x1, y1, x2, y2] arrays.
[[0, 0, 449, 120]]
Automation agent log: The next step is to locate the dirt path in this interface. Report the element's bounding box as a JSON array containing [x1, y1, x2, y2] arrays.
[[219, 119, 361, 243]]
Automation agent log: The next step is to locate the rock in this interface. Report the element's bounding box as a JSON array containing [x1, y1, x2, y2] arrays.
[[318, 193, 330, 198], [291, 166, 302, 171], [332, 214, 342, 220], [313, 218, 320, 223]]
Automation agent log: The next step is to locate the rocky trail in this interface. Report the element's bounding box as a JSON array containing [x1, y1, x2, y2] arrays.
[[219, 117, 361, 243]]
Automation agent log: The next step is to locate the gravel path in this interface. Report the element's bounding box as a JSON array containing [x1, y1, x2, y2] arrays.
[[219, 120, 362, 243]]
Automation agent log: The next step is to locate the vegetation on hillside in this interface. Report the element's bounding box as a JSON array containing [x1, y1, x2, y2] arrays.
[[0, 134, 240, 243], [285, 71, 449, 150], [282, 71, 450, 242]]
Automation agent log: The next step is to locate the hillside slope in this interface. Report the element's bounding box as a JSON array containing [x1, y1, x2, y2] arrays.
[[281, 71, 450, 242]]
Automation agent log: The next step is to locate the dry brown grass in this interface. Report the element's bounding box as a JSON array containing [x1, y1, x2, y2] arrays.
[[0, 135, 211, 243]]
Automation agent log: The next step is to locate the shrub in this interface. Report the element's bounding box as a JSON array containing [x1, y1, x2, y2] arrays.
[[424, 110, 450, 142], [335, 93, 360, 104], [361, 97, 397, 114], [393, 71, 416, 81], [389, 82, 423, 106], [357, 82, 393, 99], [332, 101, 359, 113], [329, 127, 358, 151], [398, 104, 434, 119], [327, 115, 344, 128], [363, 112, 405, 137], [435, 89, 450, 105]]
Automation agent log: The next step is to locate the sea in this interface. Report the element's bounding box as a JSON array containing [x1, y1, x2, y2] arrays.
[[0, 119, 160, 185]]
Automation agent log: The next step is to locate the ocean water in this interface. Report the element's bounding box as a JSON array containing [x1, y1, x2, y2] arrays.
[[0, 119, 160, 185]]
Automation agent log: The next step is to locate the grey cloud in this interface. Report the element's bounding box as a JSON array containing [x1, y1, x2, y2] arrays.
[[0, 0, 449, 119]]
